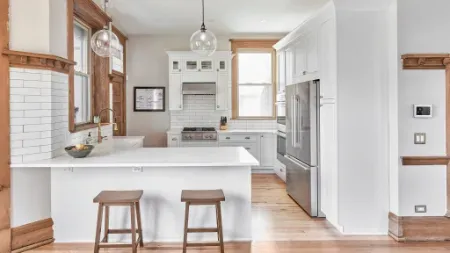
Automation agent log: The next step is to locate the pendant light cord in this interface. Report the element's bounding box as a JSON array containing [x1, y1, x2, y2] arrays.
[[201, 0, 206, 31]]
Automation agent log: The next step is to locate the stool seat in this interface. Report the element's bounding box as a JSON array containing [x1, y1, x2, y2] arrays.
[[93, 190, 143, 203], [181, 189, 225, 202]]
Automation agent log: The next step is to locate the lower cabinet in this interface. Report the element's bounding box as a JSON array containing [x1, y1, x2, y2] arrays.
[[167, 134, 180, 147]]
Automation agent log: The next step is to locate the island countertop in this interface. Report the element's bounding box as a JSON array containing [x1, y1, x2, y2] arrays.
[[11, 137, 259, 168]]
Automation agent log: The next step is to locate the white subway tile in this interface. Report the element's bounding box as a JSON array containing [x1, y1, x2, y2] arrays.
[[10, 155, 23, 164], [10, 126, 23, 134], [10, 68, 25, 73], [10, 72, 41, 81], [24, 124, 52, 132], [11, 117, 41, 126], [24, 110, 52, 117], [23, 138, 52, 147], [41, 131, 52, 138], [11, 102, 41, 110], [10, 88, 40, 96], [22, 152, 52, 162], [24, 69, 50, 74], [10, 140, 22, 149], [41, 74, 52, 82], [23, 80, 52, 88], [41, 89, 51, 95], [51, 89, 68, 96], [10, 80, 24, 88], [10, 111, 24, 118], [11, 132, 40, 141], [10, 95, 24, 103], [51, 95, 68, 103], [24, 95, 52, 103], [11, 146, 41, 156]]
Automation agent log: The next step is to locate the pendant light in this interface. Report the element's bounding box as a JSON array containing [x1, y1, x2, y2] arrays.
[[190, 0, 217, 56], [91, 0, 120, 58]]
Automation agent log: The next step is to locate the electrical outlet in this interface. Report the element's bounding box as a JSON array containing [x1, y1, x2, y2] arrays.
[[132, 167, 143, 173], [415, 205, 427, 213], [414, 133, 426, 144]]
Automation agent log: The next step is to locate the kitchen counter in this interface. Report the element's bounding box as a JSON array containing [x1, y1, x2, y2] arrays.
[[12, 136, 254, 243], [167, 128, 277, 134]]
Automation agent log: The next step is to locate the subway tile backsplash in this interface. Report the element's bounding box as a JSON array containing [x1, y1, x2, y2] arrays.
[[169, 95, 276, 130]]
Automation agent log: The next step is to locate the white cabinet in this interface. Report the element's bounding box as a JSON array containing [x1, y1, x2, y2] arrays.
[[285, 48, 294, 86], [277, 51, 286, 94], [200, 59, 214, 71], [167, 134, 181, 147], [259, 133, 276, 167], [274, 160, 286, 182], [293, 38, 307, 78], [305, 30, 318, 74], [318, 19, 337, 99], [169, 74, 183, 110], [216, 73, 228, 110], [184, 59, 214, 72], [285, 30, 319, 83], [217, 59, 228, 72], [170, 58, 182, 73]]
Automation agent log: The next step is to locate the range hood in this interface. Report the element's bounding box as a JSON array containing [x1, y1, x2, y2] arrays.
[[182, 82, 216, 95]]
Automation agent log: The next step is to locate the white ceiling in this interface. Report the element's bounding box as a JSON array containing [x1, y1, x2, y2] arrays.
[[102, 0, 330, 35]]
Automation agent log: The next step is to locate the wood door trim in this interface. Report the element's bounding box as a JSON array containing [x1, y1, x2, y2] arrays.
[[73, 0, 111, 30], [2, 49, 76, 74], [401, 156, 450, 166], [0, 0, 10, 251], [11, 218, 54, 252]]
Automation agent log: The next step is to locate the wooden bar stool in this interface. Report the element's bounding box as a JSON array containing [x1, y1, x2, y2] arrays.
[[93, 190, 144, 253], [181, 189, 225, 253]]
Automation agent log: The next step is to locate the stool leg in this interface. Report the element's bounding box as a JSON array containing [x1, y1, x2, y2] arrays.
[[130, 203, 137, 253], [94, 203, 104, 253], [102, 206, 110, 243], [183, 202, 190, 253], [136, 201, 144, 247], [216, 202, 225, 253], [215, 204, 220, 241]]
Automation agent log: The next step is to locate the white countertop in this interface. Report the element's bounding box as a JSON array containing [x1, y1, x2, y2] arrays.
[[11, 136, 259, 168], [166, 128, 277, 134]]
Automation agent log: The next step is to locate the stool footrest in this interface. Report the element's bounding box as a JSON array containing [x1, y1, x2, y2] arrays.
[[187, 242, 221, 247], [107, 229, 142, 234], [187, 228, 218, 233], [99, 243, 133, 248]]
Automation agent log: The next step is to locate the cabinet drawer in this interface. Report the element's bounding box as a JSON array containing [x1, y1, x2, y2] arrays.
[[219, 134, 257, 142], [219, 143, 259, 161]]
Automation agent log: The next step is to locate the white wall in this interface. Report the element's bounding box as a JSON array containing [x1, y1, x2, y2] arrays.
[[396, 0, 450, 216], [335, 9, 390, 234]]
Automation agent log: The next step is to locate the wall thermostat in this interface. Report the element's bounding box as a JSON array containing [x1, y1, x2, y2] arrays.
[[413, 105, 432, 118]]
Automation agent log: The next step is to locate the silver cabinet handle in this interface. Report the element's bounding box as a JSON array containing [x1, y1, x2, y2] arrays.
[[172, 138, 177, 141], [245, 147, 250, 150], [226, 137, 231, 140], [245, 137, 250, 140]]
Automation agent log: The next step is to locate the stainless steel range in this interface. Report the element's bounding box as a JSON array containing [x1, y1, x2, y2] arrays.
[[181, 127, 217, 141]]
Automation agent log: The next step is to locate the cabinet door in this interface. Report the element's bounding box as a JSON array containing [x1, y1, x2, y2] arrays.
[[170, 58, 182, 73], [318, 19, 337, 99], [277, 51, 286, 94], [169, 74, 183, 110], [294, 39, 307, 77], [306, 31, 318, 74], [217, 59, 228, 72], [216, 73, 228, 110], [168, 134, 180, 147], [200, 59, 214, 71], [184, 60, 198, 72], [259, 133, 276, 167], [285, 48, 294, 86]]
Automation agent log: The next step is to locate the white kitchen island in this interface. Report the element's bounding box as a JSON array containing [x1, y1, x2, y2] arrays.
[[11, 137, 258, 243]]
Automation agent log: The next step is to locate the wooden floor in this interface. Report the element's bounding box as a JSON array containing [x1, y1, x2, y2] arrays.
[[32, 174, 450, 252]]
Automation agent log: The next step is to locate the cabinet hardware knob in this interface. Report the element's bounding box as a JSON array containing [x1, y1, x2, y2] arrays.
[[198, 69, 201, 71], [245, 137, 250, 140], [179, 69, 181, 72], [226, 137, 231, 140], [179, 105, 181, 108], [245, 147, 250, 150], [217, 105, 220, 108], [172, 138, 177, 141], [303, 71, 307, 75]]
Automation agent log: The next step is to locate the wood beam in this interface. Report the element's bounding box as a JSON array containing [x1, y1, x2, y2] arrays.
[[0, 0, 10, 251], [402, 54, 450, 69], [2, 50, 75, 74]]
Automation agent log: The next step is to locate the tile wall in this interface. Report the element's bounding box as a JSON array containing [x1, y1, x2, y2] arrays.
[[169, 95, 276, 130], [9, 67, 113, 163]]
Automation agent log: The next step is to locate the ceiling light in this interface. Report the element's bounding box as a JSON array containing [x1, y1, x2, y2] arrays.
[[91, 0, 121, 58], [190, 0, 217, 57]]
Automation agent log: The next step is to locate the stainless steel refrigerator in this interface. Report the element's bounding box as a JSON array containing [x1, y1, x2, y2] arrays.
[[285, 80, 324, 217]]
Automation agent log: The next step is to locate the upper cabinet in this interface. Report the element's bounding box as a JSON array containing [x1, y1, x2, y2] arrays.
[[291, 31, 318, 83], [170, 58, 182, 73], [183, 59, 215, 72], [276, 51, 286, 94], [217, 59, 228, 72]]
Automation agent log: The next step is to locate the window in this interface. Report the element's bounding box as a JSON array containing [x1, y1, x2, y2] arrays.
[[231, 40, 278, 119], [73, 20, 91, 125]]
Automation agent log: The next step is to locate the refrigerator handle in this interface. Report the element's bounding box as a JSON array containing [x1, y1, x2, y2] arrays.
[[284, 155, 310, 171]]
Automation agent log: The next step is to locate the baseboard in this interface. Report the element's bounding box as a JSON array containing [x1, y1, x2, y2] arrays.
[[251, 168, 275, 174], [388, 212, 450, 241], [11, 218, 54, 252]]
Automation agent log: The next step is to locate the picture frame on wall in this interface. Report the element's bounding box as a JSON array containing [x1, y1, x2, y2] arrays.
[[133, 87, 165, 112]]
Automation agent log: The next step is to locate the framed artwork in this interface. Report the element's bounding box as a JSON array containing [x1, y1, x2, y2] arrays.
[[133, 87, 165, 112]]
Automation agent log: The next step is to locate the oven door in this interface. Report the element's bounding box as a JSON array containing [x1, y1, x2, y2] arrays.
[[277, 131, 288, 164]]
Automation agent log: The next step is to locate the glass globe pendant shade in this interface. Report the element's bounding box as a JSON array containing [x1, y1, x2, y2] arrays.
[[190, 28, 217, 57], [91, 27, 121, 58]]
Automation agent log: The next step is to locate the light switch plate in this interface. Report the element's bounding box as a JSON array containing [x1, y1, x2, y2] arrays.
[[414, 133, 426, 144], [415, 205, 427, 213]]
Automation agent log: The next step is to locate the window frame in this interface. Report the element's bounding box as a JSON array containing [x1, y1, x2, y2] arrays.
[[231, 39, 278, 120], [73, 18, 93, 126]]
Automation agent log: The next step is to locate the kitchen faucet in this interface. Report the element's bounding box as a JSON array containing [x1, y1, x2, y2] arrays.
[[97, 108, 119, 143]]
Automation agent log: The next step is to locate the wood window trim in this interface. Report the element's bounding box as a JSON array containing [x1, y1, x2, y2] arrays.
[[230, 39, 278, 120]]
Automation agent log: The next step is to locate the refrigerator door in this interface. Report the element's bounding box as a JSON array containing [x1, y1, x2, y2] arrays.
[[286, 81, 319, 167], [285, 154, 318, 217]]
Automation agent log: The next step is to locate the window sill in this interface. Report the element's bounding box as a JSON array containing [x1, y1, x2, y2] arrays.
[[72, 123, 111, 133]]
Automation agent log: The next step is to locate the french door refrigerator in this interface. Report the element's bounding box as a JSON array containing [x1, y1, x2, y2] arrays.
[[285, 80, 324, 217]]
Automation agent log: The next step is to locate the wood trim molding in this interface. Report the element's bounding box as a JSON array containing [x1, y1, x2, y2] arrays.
[[110, 71, 124, 83], [0, 0, 10, 252], [402, 54, 450, 69], [11, 218, 54, 252], [388, 212, 450, 241], [2, 50, 76, 74], [73, 0, 111, 30], [68, 0, 75, 132], [112, 26, 128, 45], [401, 156, 450, 166], [230, 39, 279, 120]]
